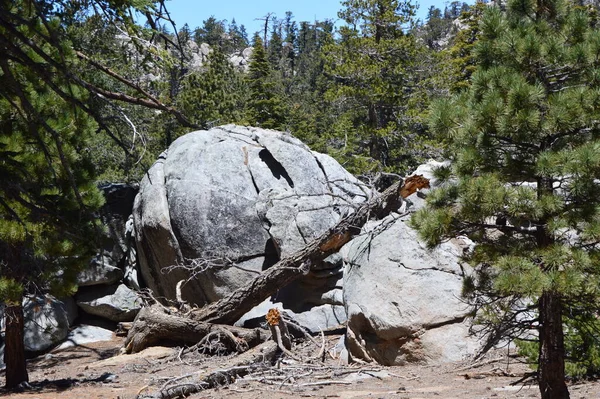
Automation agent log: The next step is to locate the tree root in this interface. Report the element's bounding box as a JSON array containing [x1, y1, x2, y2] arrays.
[[137, 341, 280, 399], [124, 305, 267, 354]]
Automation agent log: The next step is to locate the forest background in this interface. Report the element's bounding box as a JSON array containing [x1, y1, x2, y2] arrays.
[[4, 1, 600, 398], [79, 0, 478, 183]]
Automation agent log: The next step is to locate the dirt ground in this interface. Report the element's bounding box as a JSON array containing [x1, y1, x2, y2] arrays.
[[1, 333, 599, 399]]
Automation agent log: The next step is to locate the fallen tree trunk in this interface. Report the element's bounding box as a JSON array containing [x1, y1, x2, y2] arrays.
[[124, 305, 268, 354], [125, 175, 429, 353], [190, 175, 429, 325]]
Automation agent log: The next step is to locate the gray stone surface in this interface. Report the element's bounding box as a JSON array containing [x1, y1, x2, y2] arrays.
[[341, 212, 479, 365], [235, 298, 346, 334], [76, 284, 141, 322], [78, 253, 124, 286], [57, 325, 114, 349], [287, 304, 347, 333], [134, 125, 368, 316], [84, 183, 138, 289], [22, 296, 71, 353], [186, 41, 252, 72]]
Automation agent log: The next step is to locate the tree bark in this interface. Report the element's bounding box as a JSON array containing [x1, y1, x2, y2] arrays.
[[124, 305, 268, 354], [538, 291, 570, 399], [4, 304, 28, 389], [125, 175, 429, 353]]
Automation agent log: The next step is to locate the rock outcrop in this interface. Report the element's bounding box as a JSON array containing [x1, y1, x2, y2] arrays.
[[341, 160, 480, 365], [133, 125, 369, 329], [187, 40, 253, 72], [342, 216, 478, 365]]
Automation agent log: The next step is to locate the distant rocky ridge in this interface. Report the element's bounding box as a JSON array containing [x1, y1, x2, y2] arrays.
[[186, 40, 253, 72]]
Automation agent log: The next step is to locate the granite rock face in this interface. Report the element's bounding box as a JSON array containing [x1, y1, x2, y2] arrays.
[[133, 125, 369, 328], [338, 159, 479, 366], [79, 183, 138, 288], [342, 204, 479, 365]]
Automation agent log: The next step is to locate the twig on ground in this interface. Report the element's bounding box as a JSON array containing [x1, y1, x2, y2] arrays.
[[459, 367, 516, 379], [455, 357, 506, 372]]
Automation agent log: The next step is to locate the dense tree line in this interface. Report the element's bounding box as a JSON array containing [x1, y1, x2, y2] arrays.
[[2, 0, 600, 398]]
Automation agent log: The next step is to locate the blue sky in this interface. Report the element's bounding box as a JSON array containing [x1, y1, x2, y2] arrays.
[[163, 0, 469, 37]]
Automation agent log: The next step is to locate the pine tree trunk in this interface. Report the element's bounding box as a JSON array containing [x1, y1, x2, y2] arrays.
[[538, 291, 570, 399], [4, 304, 28, 389]]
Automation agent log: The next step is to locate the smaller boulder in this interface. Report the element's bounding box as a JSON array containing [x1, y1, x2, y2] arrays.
[[0, 296, 75, 359], [76, 284, 141, 322], [236, 298, 346, 334], [23, 296, 71, 353], [342, 212, 479, 365], [57, 325, 114, 349]]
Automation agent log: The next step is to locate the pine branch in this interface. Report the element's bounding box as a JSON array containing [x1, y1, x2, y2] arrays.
[[0, 7, 200, 130]]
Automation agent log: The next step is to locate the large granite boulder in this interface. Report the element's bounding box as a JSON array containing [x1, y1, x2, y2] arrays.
[[133, 125, 368, 318], [342, 212, 480, 365]]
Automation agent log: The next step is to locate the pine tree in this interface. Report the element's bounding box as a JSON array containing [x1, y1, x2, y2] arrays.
[[267, 19, 284, 70], [446, 1, 486, 93], [412, 1, 600, 397], [0, 37, 103, 390], [422, 6, 451, 49], [194, 16, 226, 47], [0, 0, 190, 387], [323, 0, 421, 175], [245, 34, 286, 129], [177, 48, 245, 128], [282, 12, 298, 76], [228, 19, 249, 52]]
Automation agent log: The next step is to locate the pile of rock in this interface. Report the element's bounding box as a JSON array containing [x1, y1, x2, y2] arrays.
[[1, 127, 482, 367], [133, 125, 369, 332], [132, 126, 482, 365], [187, 40, 253, 72], [0, 184, 141, 365]]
